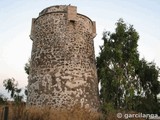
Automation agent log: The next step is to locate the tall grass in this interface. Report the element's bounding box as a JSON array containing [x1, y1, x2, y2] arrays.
[[0, 104, 102, 120], [0, 104, 146, 120]]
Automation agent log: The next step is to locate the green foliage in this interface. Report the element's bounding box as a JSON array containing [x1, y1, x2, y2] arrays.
[[101, 102, 115, 114], [3, 78, 24, 104], [3, 78, 18, 98], [138, 59, 160, 96], [24, 58, 31, 75], [136, 59, 160, 114], [24, 86, 28, 96], [24, 59, 30, 97], [0, 93, 7, 105], [97, 19, 139, 109], [97, 19, 160, 114]]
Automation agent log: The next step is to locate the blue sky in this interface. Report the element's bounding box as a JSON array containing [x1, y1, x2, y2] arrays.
[[0, 0, 160, 98]]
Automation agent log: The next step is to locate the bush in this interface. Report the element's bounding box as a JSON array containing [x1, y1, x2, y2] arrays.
[[0, 94, 7, 105]]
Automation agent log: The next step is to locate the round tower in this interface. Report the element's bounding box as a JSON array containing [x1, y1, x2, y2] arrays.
[[28, 5, 99, 110]]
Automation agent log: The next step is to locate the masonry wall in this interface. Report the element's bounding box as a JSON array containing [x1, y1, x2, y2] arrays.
[[27, 5, 99, 110]]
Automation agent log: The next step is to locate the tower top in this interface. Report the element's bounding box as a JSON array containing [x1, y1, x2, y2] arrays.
[[30, 5, 96, 40], [38, 5, 94, 25], [39, 5, 76, 16]]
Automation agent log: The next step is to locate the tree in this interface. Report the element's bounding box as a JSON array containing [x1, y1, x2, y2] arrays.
[[2, 58, 30, 103], [3, 78, 18, 98], [97, 19, 160, 113], [3, 78, 23, 104], [97, 19, 139, 110], [0, 93, 7, 105], [24, 58, 31, 75], [2, 59, 30, 104], [136, 59, 160, 114], [24, 58, 30, 97]]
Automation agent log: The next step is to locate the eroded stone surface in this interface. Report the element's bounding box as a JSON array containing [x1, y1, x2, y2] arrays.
[[27, 5, 99, 110]]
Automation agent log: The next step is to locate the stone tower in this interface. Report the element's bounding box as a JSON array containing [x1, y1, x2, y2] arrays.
[[28, 5, 99, 110]]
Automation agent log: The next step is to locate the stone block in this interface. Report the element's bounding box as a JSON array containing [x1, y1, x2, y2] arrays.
[[67, 6, 77, 21], [92, 21, 96, 38], [30, 18, 36, 40]]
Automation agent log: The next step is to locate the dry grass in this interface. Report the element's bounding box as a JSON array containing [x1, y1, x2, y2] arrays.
[[0, 104, 102, 120], [0, 104, 147, 120]]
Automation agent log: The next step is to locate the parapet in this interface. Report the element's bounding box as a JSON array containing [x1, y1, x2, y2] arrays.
[[30, 5, 96, 40]]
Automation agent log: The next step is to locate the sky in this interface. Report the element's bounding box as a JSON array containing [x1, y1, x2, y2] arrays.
[[0, 0, 160, 98]]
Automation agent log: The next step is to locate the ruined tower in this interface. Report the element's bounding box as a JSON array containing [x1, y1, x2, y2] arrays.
[[28, 5, 99, 110]]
